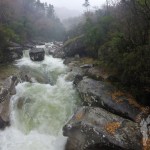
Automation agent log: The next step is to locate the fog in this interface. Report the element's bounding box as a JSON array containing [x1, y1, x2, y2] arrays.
[[41, 0, 106, 11]]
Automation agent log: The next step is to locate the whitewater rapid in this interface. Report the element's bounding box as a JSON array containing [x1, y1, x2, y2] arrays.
[[0, 44, 79, 150]]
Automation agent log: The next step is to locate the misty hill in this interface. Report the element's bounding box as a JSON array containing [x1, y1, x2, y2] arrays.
[[55, 7, 82, 20]]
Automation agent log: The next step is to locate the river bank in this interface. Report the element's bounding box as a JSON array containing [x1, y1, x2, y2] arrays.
[[0, 64, 19, 89], [52, 42, 150, 149], [62, 55, 150, 150], [0, 42, 149, 150]]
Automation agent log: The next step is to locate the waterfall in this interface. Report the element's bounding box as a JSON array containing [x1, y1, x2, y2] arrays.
[[0, 43, 79, 150]]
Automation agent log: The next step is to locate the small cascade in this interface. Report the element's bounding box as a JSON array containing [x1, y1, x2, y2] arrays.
[[0, 43, 80, 150]]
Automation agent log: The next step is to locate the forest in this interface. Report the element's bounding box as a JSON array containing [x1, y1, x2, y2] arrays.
[[0, 0, 149, 104], [65, 0, 150, 104], [0, 0, 65, 62], [0, 0, 149, 149]]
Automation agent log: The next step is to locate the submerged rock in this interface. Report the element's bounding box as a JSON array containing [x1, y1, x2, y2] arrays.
[[19, 66, 49, 84], [29, 48, 45, 61], [63, 107, 142, 150], [77, 77, 148, 122]]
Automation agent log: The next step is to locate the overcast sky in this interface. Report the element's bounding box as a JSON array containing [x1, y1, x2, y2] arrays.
[[41, 0, 106, 11]]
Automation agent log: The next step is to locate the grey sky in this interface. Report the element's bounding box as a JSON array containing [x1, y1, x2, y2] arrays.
[[41, 0, 106, 11]]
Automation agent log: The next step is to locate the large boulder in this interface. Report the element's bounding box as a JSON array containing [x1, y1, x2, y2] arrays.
[[47, 42, 63, 56], [63, 57, 79, 65], [65, 67, 84, 82], [0, 76, 19, 129], [77, 77, 149, 122], [9, 47, 23, 60], [63, 107, 142, 150], [29, 48, 45, 61], [53, 47, 65, 58], [63, 35, 87, 58], [22, 43, 35, 49], [8, 42, 23, 60], [86, 67, 110, 81]]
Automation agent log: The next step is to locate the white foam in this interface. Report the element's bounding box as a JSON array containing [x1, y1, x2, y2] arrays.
[[0, 44, 79, 150]]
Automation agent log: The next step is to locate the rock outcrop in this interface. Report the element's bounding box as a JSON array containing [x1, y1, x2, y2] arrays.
[[47, 42, 63, 56], [61, 40, 149, 150], [86, 67, 110, 81], [63, 107, 142, 150], [76, 77, 148, 122], [29, 48, 45, 61], [0, 76, 19, 129], [53, 47, 65, 58], [9, 47, 23, 60], [8, 42, 23, 60], [63, 35, 87, 58]]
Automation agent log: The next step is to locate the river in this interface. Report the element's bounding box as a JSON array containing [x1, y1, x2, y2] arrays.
[[0, 43, 80, 150]]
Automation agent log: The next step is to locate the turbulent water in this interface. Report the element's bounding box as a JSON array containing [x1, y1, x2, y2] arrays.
[[0, 43, 79, 150]]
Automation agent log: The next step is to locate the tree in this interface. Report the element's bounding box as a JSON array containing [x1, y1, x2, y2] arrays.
[[47, 4, 54, 18], [83, 0, 90, 12], [0, 0, 66, 63]]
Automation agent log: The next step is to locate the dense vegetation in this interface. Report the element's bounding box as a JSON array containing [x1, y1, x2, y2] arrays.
[[0, 0, 65, 63], [66, 0, 150, 104]]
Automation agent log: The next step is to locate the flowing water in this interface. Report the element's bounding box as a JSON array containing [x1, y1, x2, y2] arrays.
[[0, 43, 79, 150]]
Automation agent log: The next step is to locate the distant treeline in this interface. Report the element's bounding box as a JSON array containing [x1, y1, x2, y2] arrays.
[[0, 0, 65, 62], [66, 0, 150, 104]]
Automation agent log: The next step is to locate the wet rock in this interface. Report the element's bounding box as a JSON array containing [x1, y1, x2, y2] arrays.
[[19, 72, 32, 83], [17, 97, 24, 109], [29, 48, 45, 61], [63, 35, 87, 58], [48, 47, 56, 55], [47, 42, 63, 56], [77, 77, 147, 122], [0, 76, 19, 129], [31, 41, 45, 45], [73, 75, 83, 86], [64, 57, 78, 65], [0, 117, 10, 129], [23, 43, 35, 49], [86, 67, 108, 81], [63, 107, 142, 150], [80, 64, 93, 69], [46, 44, 58, 54], [53, 41, 63, 47], [9, 47, 23, 60], [65, 67, 84, 82], [75, 54, 80, 59], [2, 76, 19, 97], [53, 47, 65, 58], [37, 41, 45, 45]]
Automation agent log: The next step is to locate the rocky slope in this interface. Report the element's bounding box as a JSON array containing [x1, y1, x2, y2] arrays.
[[53, 44, 150, 150]]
